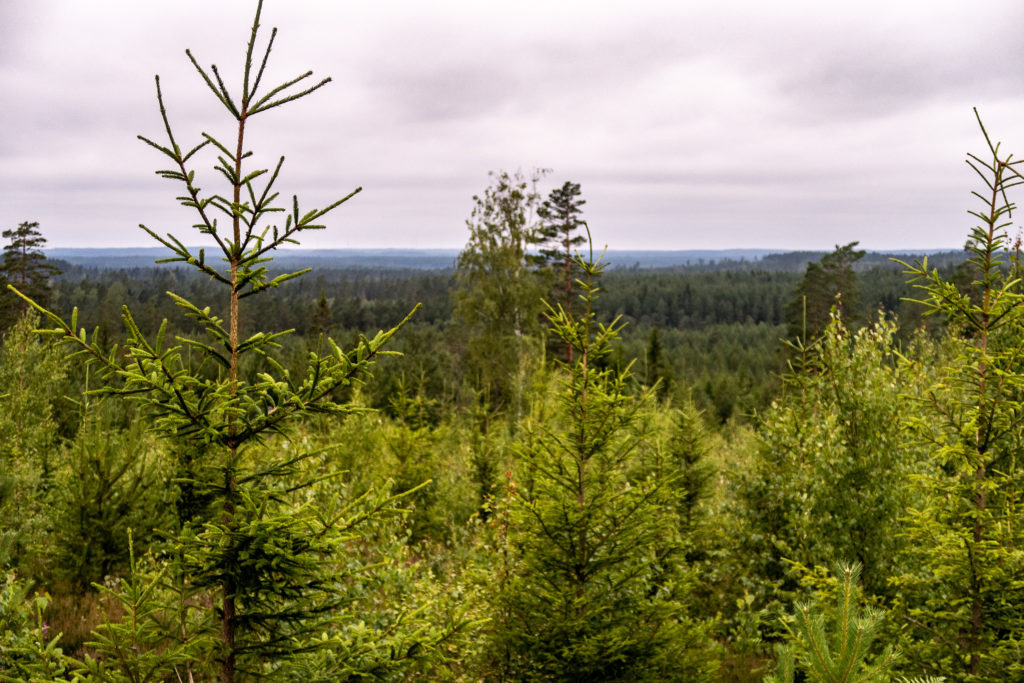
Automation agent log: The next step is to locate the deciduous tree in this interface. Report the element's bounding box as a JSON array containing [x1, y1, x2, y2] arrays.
[[0, 311, 65, 572], [734, 312, 924, 614], [453, 169, 549, 420]]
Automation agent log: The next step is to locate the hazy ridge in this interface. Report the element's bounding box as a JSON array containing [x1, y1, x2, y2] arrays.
[[46, 247, 961, 272]]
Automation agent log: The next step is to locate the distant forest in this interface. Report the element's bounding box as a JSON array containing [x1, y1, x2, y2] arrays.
[[42, 248, 966, 425], [46, 246, 967, 272]]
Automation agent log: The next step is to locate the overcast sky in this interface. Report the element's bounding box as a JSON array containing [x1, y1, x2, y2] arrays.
[[3, 1, 1024, 252]]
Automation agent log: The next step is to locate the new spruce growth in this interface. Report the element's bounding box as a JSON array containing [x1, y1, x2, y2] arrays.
[[766, 563, 898, 683]]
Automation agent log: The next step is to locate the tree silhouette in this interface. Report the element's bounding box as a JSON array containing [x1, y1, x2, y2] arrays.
[[0, 221, 60, 330], [538, 180, 588, 314], [785, 241, 865, 342]]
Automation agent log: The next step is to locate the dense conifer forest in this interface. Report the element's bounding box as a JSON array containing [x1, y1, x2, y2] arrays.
[[4, 3, 1024, 681]]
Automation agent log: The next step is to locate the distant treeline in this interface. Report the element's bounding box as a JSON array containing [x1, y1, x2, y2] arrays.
[[49, 257, 957, 338], [41, 252, 962, 424], [47, 247, 970, 274]]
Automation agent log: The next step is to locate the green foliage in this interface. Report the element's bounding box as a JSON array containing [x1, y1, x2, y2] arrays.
[[599, 268, 795, 330], [662, 401, 715, 534], [764, 563, 899, 683], [47, 399, 172, 592], [643, 326, 674, 399], [46, 256, 940, 426], [481, 245, 716, 681], [734, 312, 924, 617], [0, 572, 69, 682], [786, 242, 866, 342], [0, 311, 66, 574], [11, 5, 1024, 679], [73, 535, 206, 682], [0, 221, 61, 331], [453, 169, 550, 418], [891, 111, 1024, 681], [267, 483, 482, 681], [8, 2, 420, 679], [537, 180, 588, 315]]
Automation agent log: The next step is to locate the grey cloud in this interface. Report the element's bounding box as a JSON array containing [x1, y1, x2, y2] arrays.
[[754, 5, 1024, 125], [0, 5, 41, 61], [4, 2, 1024, 251], [369, 63, 522, 124], [778, 51, 1000, 123]]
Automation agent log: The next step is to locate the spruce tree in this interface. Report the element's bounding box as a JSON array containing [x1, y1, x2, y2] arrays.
[[47, 398, 170, 593], [663, 401, 713, 535], [10, 2, 421, 679], [892, 110, 1024, 681], [644, 326, 673, 399], [483, 242, 715, 681]]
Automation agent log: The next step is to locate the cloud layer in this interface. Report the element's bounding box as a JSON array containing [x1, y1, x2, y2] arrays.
[[3, 1, 1024, 250]]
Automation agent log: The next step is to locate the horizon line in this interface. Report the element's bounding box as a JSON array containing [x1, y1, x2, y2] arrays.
[[45, 245, 964, 254]]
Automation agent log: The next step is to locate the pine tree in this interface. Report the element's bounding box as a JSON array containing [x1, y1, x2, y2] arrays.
[[785, 242, 865, 342], [538, 181, 588, 364], [538, 181, 588, 311], [0, 221, 61, 331], [764, 563, 899, 683]]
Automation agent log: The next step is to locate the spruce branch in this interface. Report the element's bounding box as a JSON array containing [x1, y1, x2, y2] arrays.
[[185, 49, 240, 118], [250, 72, 332, 115]]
